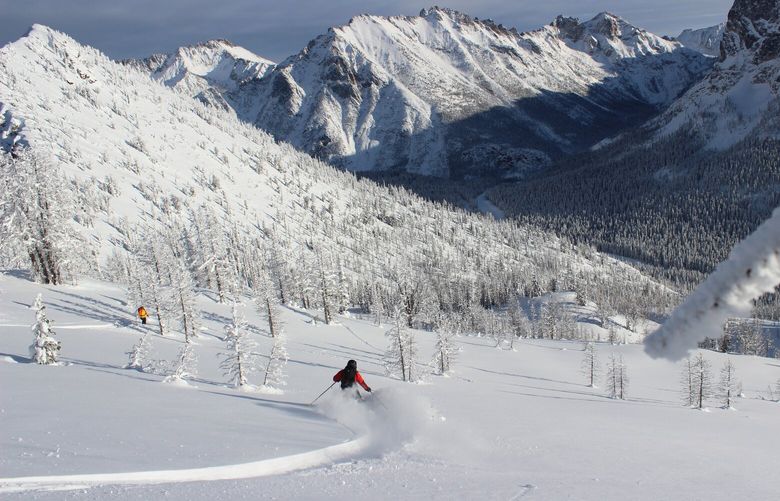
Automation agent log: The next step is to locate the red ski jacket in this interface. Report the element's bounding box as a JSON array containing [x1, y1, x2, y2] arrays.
[[333, 369, 371, 391]]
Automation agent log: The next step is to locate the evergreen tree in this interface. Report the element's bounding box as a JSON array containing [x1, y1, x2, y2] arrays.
[[432, 315, 458, 375], [384, 306, 418, 382], [718, 359, 740, 409], [581, 342, 599, 388], [253, 264, 282, 338], [168, 254, 201, 342], [220, 302, 258, 388], [0, 149, 85, 284], [29, 294, 60, 364], [262, 331, 289, 391], [681, 357, 695, 407], [692, 353, 713, 409], [126, 331, 152, 370], [165, 341, 197, 384], [605, 353, 627, 399]]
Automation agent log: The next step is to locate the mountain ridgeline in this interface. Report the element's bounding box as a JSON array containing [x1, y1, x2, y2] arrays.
[[129, 8, 712, 182]]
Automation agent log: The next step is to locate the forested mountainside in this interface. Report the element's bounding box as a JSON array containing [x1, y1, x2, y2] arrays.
[[0, 25, 674, 342], [488, 0, 780, 287]]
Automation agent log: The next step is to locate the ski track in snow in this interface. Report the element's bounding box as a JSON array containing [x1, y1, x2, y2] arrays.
[[341, 323, 383, 352], [0, 436, 372, 493], [0, 323, 114, 330]]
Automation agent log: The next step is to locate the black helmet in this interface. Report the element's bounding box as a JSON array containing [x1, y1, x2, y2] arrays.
[[346, 359, 357, 370]]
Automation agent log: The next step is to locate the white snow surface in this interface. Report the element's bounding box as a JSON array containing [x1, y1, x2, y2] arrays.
[[1, 273, 779, 500], [0, 23, 661, 299]]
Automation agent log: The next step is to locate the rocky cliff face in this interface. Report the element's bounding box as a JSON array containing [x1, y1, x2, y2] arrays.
[[721, 0, 780, 62], [654, 0, 780, 148]]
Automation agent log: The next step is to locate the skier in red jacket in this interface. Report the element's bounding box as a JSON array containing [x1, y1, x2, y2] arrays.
[[333, 359, 371, 393]]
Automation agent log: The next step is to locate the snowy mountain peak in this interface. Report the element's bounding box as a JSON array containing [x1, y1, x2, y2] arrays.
[[552, 12, 680, 61], [238, 7, 710, 178], [677, 24, 725, 57], [124, 38, 274, 110]]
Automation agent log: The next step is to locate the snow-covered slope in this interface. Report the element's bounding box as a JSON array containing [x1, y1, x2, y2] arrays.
[[226, 8, 710, 178], [0, 24, 666, 320], [655, 0, 780, 148], [677, 24, 726, 57], [1, 274, 779, 500], [124, 40, 274, 112]]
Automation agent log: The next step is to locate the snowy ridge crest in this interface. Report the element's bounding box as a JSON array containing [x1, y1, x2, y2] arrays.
[[237, 7, 710, 178]]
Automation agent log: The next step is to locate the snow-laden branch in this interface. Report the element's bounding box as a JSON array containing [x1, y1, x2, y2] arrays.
[[644, 207, 780, 361]]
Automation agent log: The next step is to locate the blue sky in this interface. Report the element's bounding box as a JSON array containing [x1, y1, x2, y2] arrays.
[[0, 0, 734, 62]]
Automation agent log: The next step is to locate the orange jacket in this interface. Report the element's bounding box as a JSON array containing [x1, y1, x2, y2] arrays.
[[333, 369, 371, 391], [137, 306, 148, 318]]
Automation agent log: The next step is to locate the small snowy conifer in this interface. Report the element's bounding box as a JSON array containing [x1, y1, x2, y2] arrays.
[[126, 331, 152, 370], [29, 294, 60, 364], [165, 341, 197, 384], [262, 331, 289, 391], [221, 302, 258, 388], [432, 315, 458, 375]]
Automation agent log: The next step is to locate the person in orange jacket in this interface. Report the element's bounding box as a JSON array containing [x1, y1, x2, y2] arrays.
[[333, 360, 371, 393], [137, 306, 148, 325]]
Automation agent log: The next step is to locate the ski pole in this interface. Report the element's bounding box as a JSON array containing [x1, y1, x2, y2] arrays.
[[310, 382, 337, 405]]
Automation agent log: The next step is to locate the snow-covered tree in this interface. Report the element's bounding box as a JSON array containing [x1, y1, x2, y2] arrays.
[[384, 306, 418, 382], [432, 315, 458, 375], [190, 207, 237, 303], [220, 302, 258, 388], [136, 238, 174, 336], [682, 354, 713, 408], [508, 300, 531, 340], [581, 342, 599, 388], [253, 264, 282, 338], [315, 247, 337, 324], [0, 149, 85, 284], [369, 283, 386, 327], [693, 353, 713, 409], [29, 294, 60, 364], [262, 331, 289, 391], [336, 258, 350, 314], [168, 254, 201, 342], [605, 353, 627, 399], [165, 341, 197, 384], [681, 357, 696, 407], [126, 331, 152, 370], [718, 359, 740, 409]]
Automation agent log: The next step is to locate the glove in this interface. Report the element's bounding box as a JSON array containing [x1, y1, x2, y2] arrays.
[[366, 387, 372, 393]]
